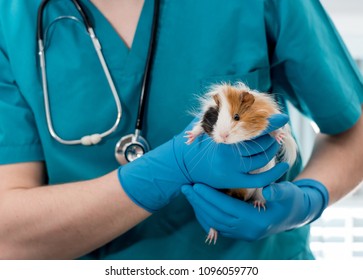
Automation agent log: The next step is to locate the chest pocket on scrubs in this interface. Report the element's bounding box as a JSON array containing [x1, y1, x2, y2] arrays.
[[43, 11, 119, 141], [200, 68, 271, 94]]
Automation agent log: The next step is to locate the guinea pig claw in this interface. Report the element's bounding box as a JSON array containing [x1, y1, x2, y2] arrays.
[[271, 131, 286, 145], [184, 131, 196, 144], [205, 228, 218, 245], [253, 200, 266, 212]]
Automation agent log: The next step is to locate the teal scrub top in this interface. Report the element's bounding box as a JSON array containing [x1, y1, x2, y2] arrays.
[[1, 0, 363, 259]]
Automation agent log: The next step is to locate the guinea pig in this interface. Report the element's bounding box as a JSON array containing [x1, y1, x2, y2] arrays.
[[185, 82, 297, 244]]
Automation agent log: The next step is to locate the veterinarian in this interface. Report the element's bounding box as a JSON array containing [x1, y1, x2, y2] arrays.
[[0, 0, 362, 259]]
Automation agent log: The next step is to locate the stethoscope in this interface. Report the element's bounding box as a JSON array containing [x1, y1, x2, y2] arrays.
[[37, 0, 159, 165]]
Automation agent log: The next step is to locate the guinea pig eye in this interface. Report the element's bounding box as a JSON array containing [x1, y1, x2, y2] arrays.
[[233, 114, 240, 121]]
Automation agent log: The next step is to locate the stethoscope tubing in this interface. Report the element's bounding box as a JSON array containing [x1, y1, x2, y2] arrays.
[[37, 0, 122, 145], [136, 0, 159, 130], [37, 0, 159, 151]]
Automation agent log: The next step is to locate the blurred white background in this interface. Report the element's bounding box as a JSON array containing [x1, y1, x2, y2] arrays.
[[321, 0, 363, 60], [290, 0, 363, 259]]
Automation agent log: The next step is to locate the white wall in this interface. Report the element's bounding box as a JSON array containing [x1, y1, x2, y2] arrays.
[[320, 0, 363, 59]]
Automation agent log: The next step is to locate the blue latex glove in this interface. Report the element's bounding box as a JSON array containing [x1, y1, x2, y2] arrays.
[[182, 179, 329, 241], [118, 114, 289, 213]]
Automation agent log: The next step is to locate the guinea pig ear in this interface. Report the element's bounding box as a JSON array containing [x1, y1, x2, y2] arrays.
[[239, 92, 255, 112], [213, 94, 220, 108]]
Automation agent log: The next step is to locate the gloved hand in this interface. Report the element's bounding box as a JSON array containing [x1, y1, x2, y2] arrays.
[[118, 114, 289, 213], [182, 179, 329, 241]]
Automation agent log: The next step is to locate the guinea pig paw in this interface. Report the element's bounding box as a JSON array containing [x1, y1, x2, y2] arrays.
[[184, 131, 196, 144], [205, 228, 218, 245], [271, 131, 286, 145], [253, 200, 266, 212]]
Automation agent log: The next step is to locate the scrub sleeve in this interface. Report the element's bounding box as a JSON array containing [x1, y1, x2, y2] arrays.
[[0, 24, 44, 164], [266, 0, 363, 134]]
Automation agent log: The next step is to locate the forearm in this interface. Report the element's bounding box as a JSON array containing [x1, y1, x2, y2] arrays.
[[295, 106, 363, 205], [0, 170, 150, 259]]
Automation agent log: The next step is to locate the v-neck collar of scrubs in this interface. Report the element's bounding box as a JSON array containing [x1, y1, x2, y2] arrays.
[[82, 0, 154, 76]]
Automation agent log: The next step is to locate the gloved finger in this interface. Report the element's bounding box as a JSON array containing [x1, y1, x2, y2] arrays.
[[256, 114, 289, 136], [192, 185, 279, 240], [219, 162, 289, 189], [191, 184, 256, 217], [194, 207, 235, 234], [181, 185, 212, 234], [236, 134, 275, 156], [242, 162, 289, 188], [220, 230, 262, 241], [182, 185, 237, 223], [239, 141, 280, 172], [195, 216, 210, 234], [262, 182, 295, 202]]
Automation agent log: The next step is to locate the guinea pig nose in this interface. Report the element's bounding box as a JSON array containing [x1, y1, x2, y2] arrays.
[[220, 132, 230, 141]]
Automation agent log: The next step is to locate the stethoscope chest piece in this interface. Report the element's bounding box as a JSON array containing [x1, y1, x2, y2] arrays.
[[115, 130, 150, 165]]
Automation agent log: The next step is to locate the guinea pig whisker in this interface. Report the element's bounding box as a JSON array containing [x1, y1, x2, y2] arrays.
[[233, 143, 247, 172], [209, 141, 219, 168], [198, 135, 214, 144], [190, 137, 214, 164], [184, 134, 212, 158], [186, 140, 212, 165], [247, 138, 271, 166], [203, 117, 213, 126], [188, 140, 215, 174], [232, 141, 243, 157], [238, 141, 253, 171], [232, 143, 242, 170]]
